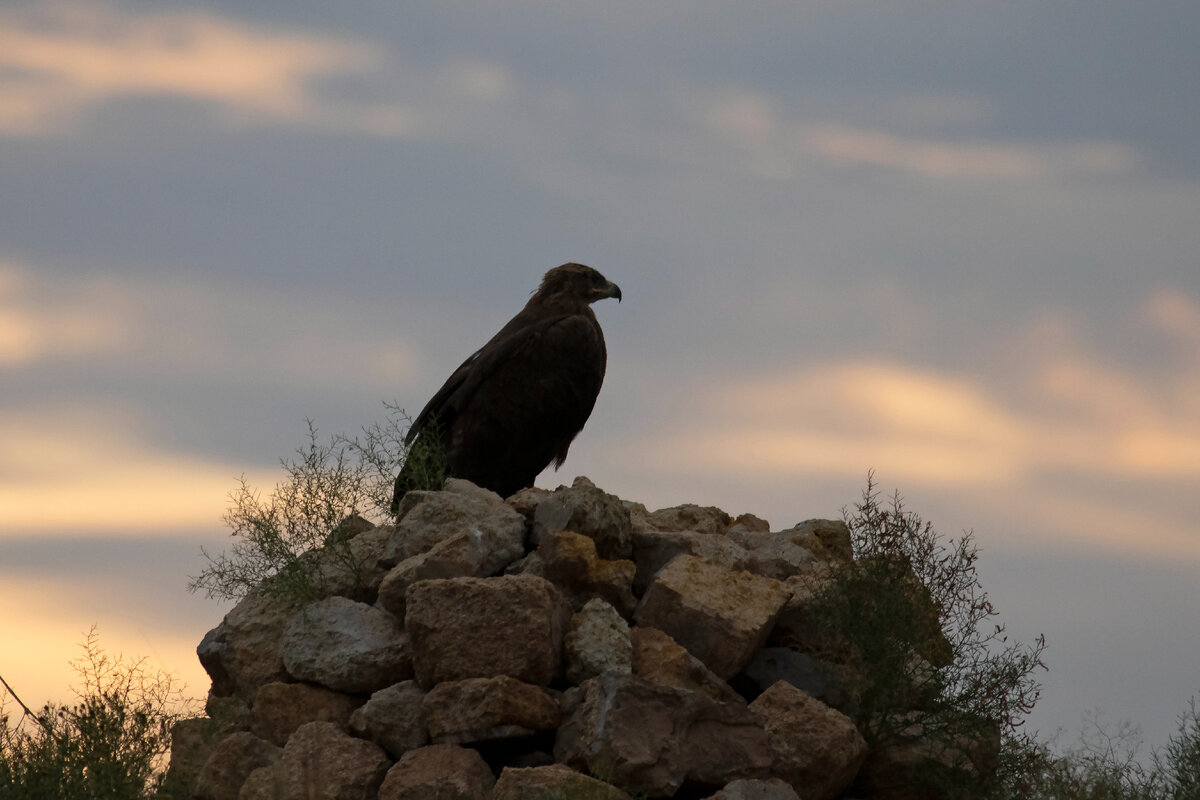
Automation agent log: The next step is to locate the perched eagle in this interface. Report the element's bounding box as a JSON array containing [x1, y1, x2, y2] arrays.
[[391, 263, 621, 511]]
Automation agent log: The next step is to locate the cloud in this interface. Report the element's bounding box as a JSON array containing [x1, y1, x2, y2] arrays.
[[0, 1, 378, 134]]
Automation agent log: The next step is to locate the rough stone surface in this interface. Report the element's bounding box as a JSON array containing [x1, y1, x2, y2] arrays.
[[280, 596, 412, 693], [630, 529, 753, 594], [772, 519, 853, 563], [249, 681, 362, 747], [197, 592, 293, 697], [164, 717, 219, 794], [539, 529, 637, 616], [377, 744, 495, 800], [423, 675, 561, 743], [635, 555, 790, 679], [725, 527, 819, 581], [703, 778, 802, 800], [632, 503, 734, 536], [405, 574, 571, 688], [303, 516, 395, 603], [262, 721, 391, 800], [348, 680, 429, 758], [194, 731, 279, 800], [532, 476, 633, 560], [748, 681, 867, 800], [492, 764, 633, 800], [383, 478, 524, 567], [630, 625, 742, 704], [376, 511, 526, 619], [555, 672, 771, 797], [738, 647, 857, 713], [564, 598, 633, 684]]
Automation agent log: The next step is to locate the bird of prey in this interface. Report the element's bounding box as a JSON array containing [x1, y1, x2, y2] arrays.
[[391, 263, 621, 511]]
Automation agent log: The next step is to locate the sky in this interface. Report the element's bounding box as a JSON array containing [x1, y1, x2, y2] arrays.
[[1, 0, 1198, 756]]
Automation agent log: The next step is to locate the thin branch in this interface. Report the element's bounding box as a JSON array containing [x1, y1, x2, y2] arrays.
[[0, 671, 50, 732]]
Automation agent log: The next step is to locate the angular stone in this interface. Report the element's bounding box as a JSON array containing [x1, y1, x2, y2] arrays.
[[738, 647, 856, 713], [703, 778, 801, 800], [555, 672, 771, 797], [632, 503, 733, 536], [281, 596, 412, 693], [565, 598, 632, 685], [774, 519, 853, 563], [492, 764, 633, 800], [383, 478, 525, 567], [630, 529, 753, 594], [265, 721, 391, 800], [197, 591, 294, 697], [307, 523, 400, 603], [634, 555, 790, 679], [748, 681, 867, 800], [532, 476, 633, 560], [377, 744, 495, 800], [249, 681, 362, 747], [505, 486, 554, 523], [423, 675, 561, 743], [768, 570, 836, 653], [194, 731, 279, 800], [725, 528, 818, 581], [376, 510, 526, 619], [540, 530, 637, 617], [405, 574, 571, 688], [164, 717, 219, 795], [630, 626, 742, 704], [349, 680, 429, 759]]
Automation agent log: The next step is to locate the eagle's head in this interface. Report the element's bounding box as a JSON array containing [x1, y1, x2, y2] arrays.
[[538, 263, 622, 305]]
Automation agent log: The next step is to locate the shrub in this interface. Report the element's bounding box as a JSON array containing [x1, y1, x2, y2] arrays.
[[0, 629, 197, 800]]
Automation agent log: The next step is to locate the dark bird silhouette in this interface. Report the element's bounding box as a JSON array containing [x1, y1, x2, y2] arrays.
[[391, 263, 621, 512]]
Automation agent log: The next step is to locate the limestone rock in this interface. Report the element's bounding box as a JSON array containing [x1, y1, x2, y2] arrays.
[[748, 681, 867, 800], [377, 744, 495, 800], [555, 672, 771, 797], [532, 476, 633, 560], [405, 574, 571, 688], [280, 596, 412, 693], [630, 626, 742, 704], [738, 647, 856, 713], [505, 485, 554, 523], [348, 680, 429, 758], [248, 681, 362, 747], [774, 519, 853, 563], [376, 505, 526, 619], [194, 731, 279, 800], [262, 721, 391, 800], [540, 529, 637, 616], [630, 529, 752, 594], [565, 598, 633, 684], [197, 592, 294, 697], [725, 528, 818, 581], [163, 717, 219, 795], [492, 764, 633, 800], [383, 478, 525, 567], [703, 778, 802, 800], [306, 523, 401, 603], [635, 555, 790, 679], [632, 503, 733, 536], [423, 675, 561, 743]]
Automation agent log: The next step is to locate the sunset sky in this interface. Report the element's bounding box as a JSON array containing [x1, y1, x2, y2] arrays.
[[2, 0, 1198, 753]]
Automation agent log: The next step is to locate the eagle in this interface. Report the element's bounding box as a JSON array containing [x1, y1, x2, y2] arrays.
[[391, 263, 621, 512]]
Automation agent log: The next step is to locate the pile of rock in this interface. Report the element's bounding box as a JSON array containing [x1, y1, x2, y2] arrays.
[[169, 477, 950, 799]]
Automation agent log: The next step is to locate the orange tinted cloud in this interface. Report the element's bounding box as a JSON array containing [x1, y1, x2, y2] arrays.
[[0, 1, 377, 134]]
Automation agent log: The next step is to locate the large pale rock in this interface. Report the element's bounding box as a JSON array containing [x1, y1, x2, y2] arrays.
[[748, 681, 867, 800], [492, 764, 633, 800], [539, 529, 637, 616], [630, 529, 752, 594], [630, 626, 742, 704], [281, 596, 412, 693], [307, 522, 400, 603], [383, 478, 525, 566], [632, 503, 733, 536], [376, 510, 526, 619], [635, 555, 790, 679], [555, 672, 771, 797], [725, 528, 818, 581], [348, 680, 429, 758], [194, 731, 279, 800], [423, 675, 561, 743], [405, 574, 571, 688], [249, 681, 362, 747], [565, 598, 633, 684], [261, 721, 391, 800], [377, 744, 495, 800], [771, 519, 853, 564], [197, 592, 293, 697], [703, 778, 801, 800], [532, 476, 633, 560]]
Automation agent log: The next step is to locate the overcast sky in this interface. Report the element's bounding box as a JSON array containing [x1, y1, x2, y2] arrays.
[[2, 0, 1198, 755]]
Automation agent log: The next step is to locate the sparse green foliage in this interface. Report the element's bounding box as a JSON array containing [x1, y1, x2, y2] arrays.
[[0, 629, 197, 800], [810, 473, 1047, 791], [188, 403, 443, 604]]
